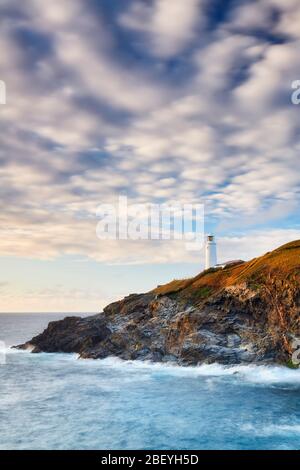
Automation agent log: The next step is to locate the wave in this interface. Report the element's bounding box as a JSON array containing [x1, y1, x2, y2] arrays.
[[0, 344, 32, 354], [2, 346, 299, 386], [77, 356, 300, 385]]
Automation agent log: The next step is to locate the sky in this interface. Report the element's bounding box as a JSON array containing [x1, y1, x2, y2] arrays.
[[0, 0, 300, 312]]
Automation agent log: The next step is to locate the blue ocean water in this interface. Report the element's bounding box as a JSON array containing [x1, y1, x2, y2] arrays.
[[0, 313, 300, 450]]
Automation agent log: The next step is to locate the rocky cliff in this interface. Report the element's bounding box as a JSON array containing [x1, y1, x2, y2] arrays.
[[16, 240, 300, 366]]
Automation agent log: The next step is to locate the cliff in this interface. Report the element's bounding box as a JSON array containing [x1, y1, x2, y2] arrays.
[[16, 240, 300, 366]]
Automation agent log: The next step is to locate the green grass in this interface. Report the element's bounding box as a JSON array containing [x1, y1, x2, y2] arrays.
[[286, 358, 299, 369], [197, 286, 212, 298]]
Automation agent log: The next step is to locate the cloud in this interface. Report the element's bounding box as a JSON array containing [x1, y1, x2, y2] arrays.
[[219, 229, 300, 263], [233, 42, 300, 114], [0, 282, 10, 294], [267, 0, 300, 40], [28, 0, 171, 113], [119, 0, 204, 58], [0, 283, 115, 312], [227, 1, 278, 33], [0, 0, 299, 268]]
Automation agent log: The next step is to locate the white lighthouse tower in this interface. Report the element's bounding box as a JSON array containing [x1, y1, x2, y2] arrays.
[[205, 234, 217, 269]]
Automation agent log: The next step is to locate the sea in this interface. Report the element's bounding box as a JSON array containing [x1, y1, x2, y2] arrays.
[[0, 312, 299, 450]]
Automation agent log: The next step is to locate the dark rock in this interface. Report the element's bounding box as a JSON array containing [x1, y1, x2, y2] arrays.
[[15, 241, 300, 366]]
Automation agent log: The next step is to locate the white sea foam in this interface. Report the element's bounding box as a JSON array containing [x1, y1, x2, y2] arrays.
[[241, 423, 300, 436], [77, 356, 300, 385], [1, 345, 29, 354], [3, 345, 300, 386]]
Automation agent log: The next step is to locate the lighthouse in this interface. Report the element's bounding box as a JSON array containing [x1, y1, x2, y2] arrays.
[[205, 234, 217, 269]]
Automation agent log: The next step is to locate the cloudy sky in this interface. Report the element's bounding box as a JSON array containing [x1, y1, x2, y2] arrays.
[[0, 0, 300, 312]]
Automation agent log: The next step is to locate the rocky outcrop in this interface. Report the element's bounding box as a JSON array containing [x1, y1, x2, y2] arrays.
[[15, 241, 300, 366]]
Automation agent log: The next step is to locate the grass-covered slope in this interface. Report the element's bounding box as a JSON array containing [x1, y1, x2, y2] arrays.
[[153, 240, 300, 304]]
